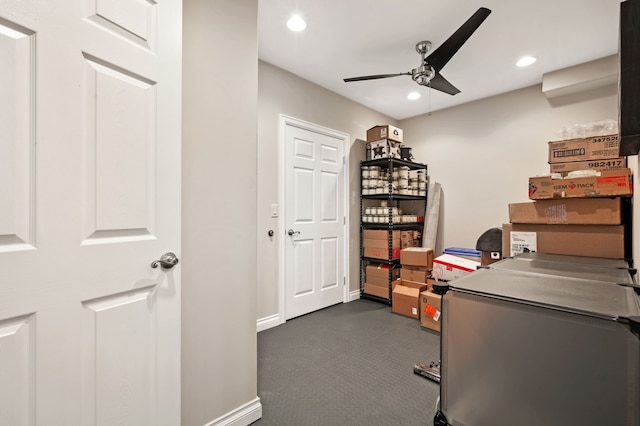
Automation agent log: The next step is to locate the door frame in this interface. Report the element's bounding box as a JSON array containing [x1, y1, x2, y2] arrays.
[[278, 114, 350, 323]]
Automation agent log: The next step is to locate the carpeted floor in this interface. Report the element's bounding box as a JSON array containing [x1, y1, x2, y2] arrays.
[[253, 298, 441, 425]]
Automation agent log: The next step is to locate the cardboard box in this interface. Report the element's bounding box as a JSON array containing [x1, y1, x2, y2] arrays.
[[367, 125, 403, 143], [400, 247, 434, 268], [509, 198, 623, 225], [392, 284, 420, 319], [502, 223, 625, 259], [363, 282, 389, 299], [548, 134, 619, 163], [432, 254, 480, 281], [362, 238, 401, 249], [363, 229, 401, 240], [363, 246, 400, 260], [419, 290, 442, 332], [366, 139, 401, 160], [400, 266, 430, 283], [550, 157, 627, 176], [365, 264, 400, 281], [528, 168, 633, 200], [400, 279, 427, 292]]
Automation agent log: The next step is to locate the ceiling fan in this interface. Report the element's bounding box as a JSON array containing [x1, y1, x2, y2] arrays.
[[343, 7, 492, 95]]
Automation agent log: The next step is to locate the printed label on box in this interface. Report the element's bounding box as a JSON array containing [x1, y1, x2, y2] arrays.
[[510, 232, 537, 256], [424, 304, 441, 322], [411, 307, 417, 316]]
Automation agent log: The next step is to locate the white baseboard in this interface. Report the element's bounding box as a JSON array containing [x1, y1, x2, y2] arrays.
[[257, 313, 282, 332], [348, 289, 361, 302], [204, 397, 262, 426]]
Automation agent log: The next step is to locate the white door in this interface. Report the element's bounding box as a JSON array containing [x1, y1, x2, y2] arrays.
[[283, 117, 347, 320], [0, 1, 181, 425]]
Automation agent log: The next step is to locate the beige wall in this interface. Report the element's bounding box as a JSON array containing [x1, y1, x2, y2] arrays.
[[400, 83, 618, 251], [257, 59, 622, 327], [257, 61, 397, 323], [182, 1, 260, 425]]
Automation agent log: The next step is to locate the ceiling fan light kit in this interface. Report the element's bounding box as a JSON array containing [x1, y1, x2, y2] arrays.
[[343, 7, 492, 96]]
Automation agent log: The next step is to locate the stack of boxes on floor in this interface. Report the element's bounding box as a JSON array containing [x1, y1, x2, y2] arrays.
[[392, 247, 484, 331], [504, 131, 632, 258], [363, 229, 421, 299]]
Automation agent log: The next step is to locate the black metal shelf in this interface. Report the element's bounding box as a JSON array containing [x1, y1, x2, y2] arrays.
[[361, 256, 401, 265], [359, 157, 428, 305], [361, 194, 427, 201], [362, 157, 427, 170], [361, 223, 424, 230]]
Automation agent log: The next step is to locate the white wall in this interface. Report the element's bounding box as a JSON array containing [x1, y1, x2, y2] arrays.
[[182, 1, 261, 425], [257, 61, 397, 324], [400, 83, 618, 251]]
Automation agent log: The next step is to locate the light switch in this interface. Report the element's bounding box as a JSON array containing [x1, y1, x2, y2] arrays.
[[271, 204, 279, 218]]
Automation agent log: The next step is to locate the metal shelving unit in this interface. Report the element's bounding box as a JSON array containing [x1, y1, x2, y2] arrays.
[[360, 157, 428, 304]]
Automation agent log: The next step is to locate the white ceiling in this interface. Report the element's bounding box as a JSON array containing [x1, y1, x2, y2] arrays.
[[258, 0, 622, 120]]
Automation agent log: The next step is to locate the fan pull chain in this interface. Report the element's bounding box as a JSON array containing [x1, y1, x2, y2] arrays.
[[428, 81, 432, 116]]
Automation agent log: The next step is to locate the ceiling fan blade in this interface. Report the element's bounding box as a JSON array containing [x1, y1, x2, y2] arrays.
[[426, 7, 491, 72], [343, 72, 411, 82], [428, 73, 460, 95]]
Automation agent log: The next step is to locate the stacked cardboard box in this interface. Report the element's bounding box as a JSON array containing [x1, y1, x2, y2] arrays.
[[392, 247, 433, 320], [505, 133, 630, 259], [363, 263, 400, 299], [365, 125, 403, 160], [400, 230, 422, 249], [362, 229, 400, 260]]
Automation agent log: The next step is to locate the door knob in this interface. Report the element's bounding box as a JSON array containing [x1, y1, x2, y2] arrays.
[[151, 252, 179, 269], [288, 229, 300, 236]]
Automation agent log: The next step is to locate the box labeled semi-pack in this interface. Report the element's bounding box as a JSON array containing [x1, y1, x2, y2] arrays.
[[528, 168, 633, 200], [367, 125, 403, 143], [366, 139, 401, 160], [432, 254, 480, 281], [550, 157, 627, 176], [502, 223, 625, 259], [400, 247, 434, 268], [509, 198, 623, 225], [392, 283, 420, 319], [419, 290, 442, 332], [548, 134, 619, 163]]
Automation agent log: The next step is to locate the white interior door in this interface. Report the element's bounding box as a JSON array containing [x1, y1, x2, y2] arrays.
[[0, 1, 181, 425], [283, 117, 347, 320]]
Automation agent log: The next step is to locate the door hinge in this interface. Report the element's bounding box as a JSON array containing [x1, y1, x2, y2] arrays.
[[343, 277, 346, 286]]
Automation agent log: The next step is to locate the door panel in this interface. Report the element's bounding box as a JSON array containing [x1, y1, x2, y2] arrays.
[[284, 119, 346, 319], [0, 1, 181, 424]]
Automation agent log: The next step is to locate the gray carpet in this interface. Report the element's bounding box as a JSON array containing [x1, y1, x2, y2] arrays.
[[254, 299, 441, 425]]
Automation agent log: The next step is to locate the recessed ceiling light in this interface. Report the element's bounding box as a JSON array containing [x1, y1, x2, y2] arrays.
[[516, 56, 537, 67], [286, 15, 307, 32], [407, 92, 421, 100]]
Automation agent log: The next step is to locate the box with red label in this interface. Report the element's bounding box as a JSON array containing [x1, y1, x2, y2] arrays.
[[365, 264, 400, 287], [419, 290, 442, 332], [432, 254, 479, 281], [528, 168, 633, 200], [363, 246, 400, 260]]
